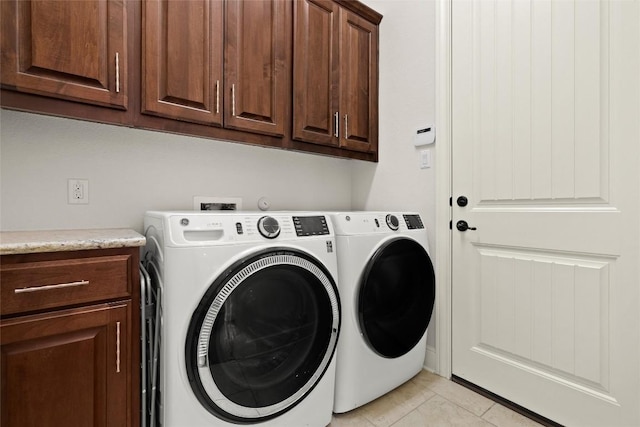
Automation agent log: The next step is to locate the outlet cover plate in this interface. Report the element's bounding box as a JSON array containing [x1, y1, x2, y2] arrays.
[[68, 179, 89, 204]]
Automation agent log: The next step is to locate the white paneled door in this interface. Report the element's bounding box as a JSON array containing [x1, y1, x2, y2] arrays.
[[451, 0, 639, 425]]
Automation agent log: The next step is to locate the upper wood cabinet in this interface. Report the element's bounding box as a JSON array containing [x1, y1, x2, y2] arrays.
[[1, 0, 380, 161], [293, 0, 380, 154], [338, 8, 379, 153], [224, 0, 289, 137], [142, 0, 289, 137], [293, 0, 340, 147], [0, 0, 128, 109], [142, 0, 223, 125]]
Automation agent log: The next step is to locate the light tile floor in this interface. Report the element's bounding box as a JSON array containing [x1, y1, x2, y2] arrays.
[[330, 370, 543, 427]]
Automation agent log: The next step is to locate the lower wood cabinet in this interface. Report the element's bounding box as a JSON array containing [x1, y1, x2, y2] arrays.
[[0, 247, 140, 427], [1, 303, 131, 426]]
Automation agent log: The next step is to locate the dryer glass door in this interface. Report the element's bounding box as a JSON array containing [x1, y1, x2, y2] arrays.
[[185, 249, 340, 423], [358, 238, 435, 358]]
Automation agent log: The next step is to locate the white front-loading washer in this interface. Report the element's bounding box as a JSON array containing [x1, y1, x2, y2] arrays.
[[142, 211, 340, 426], [329, 212, 435, 413]]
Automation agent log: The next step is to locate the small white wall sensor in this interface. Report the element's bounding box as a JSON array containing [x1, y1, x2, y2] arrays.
[[258, 197, 270, 211], [413, 125, 435, 146]]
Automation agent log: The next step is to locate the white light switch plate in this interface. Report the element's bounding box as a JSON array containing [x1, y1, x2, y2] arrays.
[[420, 150, 431, 169]]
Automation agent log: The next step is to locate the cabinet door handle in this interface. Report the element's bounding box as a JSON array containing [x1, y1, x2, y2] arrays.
[[231, 84, 236, 116], [116, 321, 121, 373], [14, 280, 90, 294], [215, 80, 220, 114], [115, 52, 120, 93], [334, 112, 339, 137], [344, 114, 349, 138]]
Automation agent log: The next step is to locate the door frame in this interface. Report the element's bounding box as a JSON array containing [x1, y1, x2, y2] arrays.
[[434, 0, 453, 379]]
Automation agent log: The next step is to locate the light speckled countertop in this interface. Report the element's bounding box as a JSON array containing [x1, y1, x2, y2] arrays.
[[0, 228, 145, 255]]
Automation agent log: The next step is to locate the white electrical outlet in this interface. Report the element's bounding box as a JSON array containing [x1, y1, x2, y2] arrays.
[[68, 179, 89, 204]]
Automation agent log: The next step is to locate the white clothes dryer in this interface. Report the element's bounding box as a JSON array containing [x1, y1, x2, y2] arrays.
[[142, 211, 340, 427], [329, 212, 435, 413]]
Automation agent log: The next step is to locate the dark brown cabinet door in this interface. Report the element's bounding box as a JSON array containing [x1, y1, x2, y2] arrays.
[[224, 0, 289, 137], [1, 302, 131, 427], [293, 0, 379, 154], [293, 0, 340, 147], [339, 8, 378, 153], [0, 0, 127, 109], [142, 0, 223, 125]]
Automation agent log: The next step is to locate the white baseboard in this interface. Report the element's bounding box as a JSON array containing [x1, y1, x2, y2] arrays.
[[423, 344, 437, 372]]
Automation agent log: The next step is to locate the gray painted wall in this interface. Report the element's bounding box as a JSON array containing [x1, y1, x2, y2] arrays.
[[0, 0, 437, 369]]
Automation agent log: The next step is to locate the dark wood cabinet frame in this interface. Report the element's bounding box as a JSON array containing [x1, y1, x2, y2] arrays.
[[1, 0, 381, 162]]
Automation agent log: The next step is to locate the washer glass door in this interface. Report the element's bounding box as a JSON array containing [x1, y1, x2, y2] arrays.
[[358, 237, 435, 358], [185, 249, 340, 423]]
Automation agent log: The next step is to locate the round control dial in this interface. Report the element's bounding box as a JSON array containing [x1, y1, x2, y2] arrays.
[[257, 216, 281, 239], [386, 214, 400, 231]]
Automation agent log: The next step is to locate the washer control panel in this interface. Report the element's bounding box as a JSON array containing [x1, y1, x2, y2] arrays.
[[162, 212, 334, 245], [403, 214, 425, 229], [257, 216, 281, 239], [293, 216, 330, 236], [385, 214, 400, 231]]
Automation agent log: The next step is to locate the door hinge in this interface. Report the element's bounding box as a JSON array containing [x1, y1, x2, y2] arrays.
[[449, 220, 452, 230], [449, 196, 452, 206]]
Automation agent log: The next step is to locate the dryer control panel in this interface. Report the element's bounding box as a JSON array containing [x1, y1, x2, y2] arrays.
[[331, 212, 426, 235]]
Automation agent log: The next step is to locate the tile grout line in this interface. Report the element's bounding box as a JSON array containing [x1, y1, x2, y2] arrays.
[[386, 392, 434, 427], [365, 388, 435, 427], [480, 401, 497, 417], [429, 387, 498, 424]]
